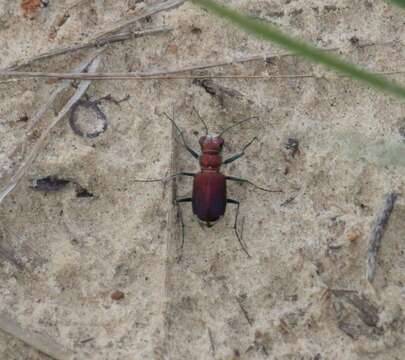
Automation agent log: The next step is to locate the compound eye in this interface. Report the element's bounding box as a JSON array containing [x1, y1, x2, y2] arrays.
[[199, 136, 207, 146]]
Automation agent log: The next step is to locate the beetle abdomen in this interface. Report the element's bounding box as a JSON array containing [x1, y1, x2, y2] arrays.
[[192, 172, 226, 222]]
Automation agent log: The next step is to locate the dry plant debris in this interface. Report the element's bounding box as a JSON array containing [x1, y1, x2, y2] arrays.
[[366, 192, 398, 282]]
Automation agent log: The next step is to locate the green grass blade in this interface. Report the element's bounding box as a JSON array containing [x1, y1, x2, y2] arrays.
[[191, 0, 405, 99], [388, 0, 405, 8]]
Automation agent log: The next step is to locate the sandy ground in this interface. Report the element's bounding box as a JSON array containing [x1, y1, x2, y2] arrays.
[[1, 0, 405, 359]]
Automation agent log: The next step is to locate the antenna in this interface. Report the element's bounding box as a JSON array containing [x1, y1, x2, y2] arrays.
[[192, 106, 209, 135], [219, 116, 259, 137]]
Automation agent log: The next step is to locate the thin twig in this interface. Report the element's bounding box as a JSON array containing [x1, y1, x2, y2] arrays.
[[2, 70, 405, 81], [2, 54, 99, 207], [0, 223, 23, 270], [366, 192, 398, 282], [0, 73, 345, 81], [92, 0, 185, 40], [66, 0, 88, 11], [0, 54, 102, 205], [207, 327, 216, 359], [0, 246, 24, 270], [1, 40, 401, 80], [235, 296, 253, 326], [0, 43, 327, 79], [280, 191, 300, 207], [0, 312, 75, 360], [79, 337, 94, 344], [162, 108, 183, 354], [6, 27, 171, 71]]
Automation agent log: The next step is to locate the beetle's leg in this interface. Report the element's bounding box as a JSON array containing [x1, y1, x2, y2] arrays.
[[134, 172, 194, 183], [163, 112, 199, 159], [176, 197, 192, 251], [226, 176, 282, 193], [227, 199, 251, 258], [223, 137, 257, 165]]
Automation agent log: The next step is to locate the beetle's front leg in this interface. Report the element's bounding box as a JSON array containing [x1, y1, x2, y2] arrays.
[[226, 176, 282, 193], [223, 137, 257, 165]]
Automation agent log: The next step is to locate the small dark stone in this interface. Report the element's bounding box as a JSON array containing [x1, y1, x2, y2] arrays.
[[365, 1, 373, 8], [75, 187, 94, 198], [349, 36, 359, 45], [268, 11, 284, 18], [285, 138, 300, 157], [398, 121, 405, 140], [191, 26, 202, 34], [324, 5, 338, 12], [18, 114, 29, 122]]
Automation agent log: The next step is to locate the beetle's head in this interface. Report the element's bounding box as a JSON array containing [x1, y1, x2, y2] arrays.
[[199, 134, 224, 153]]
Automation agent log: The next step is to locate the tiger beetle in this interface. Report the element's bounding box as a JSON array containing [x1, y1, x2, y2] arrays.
[[135, 108, 281, 257]]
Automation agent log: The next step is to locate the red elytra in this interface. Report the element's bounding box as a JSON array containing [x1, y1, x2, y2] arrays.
[[193, 135, 226, 222], [135, 109, 281, 257]]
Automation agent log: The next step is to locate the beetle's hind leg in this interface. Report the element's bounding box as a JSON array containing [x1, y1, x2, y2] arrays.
[[176, 197, 192, 256], [227, 199, 251, 258]]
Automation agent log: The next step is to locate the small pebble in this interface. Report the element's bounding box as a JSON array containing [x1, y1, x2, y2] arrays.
[[21, 0, 42, 16], [167, 43, 178, 55], [111, 291, 125, 301], [347, 230, 361, 242], [285, 138, 300, 157]]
